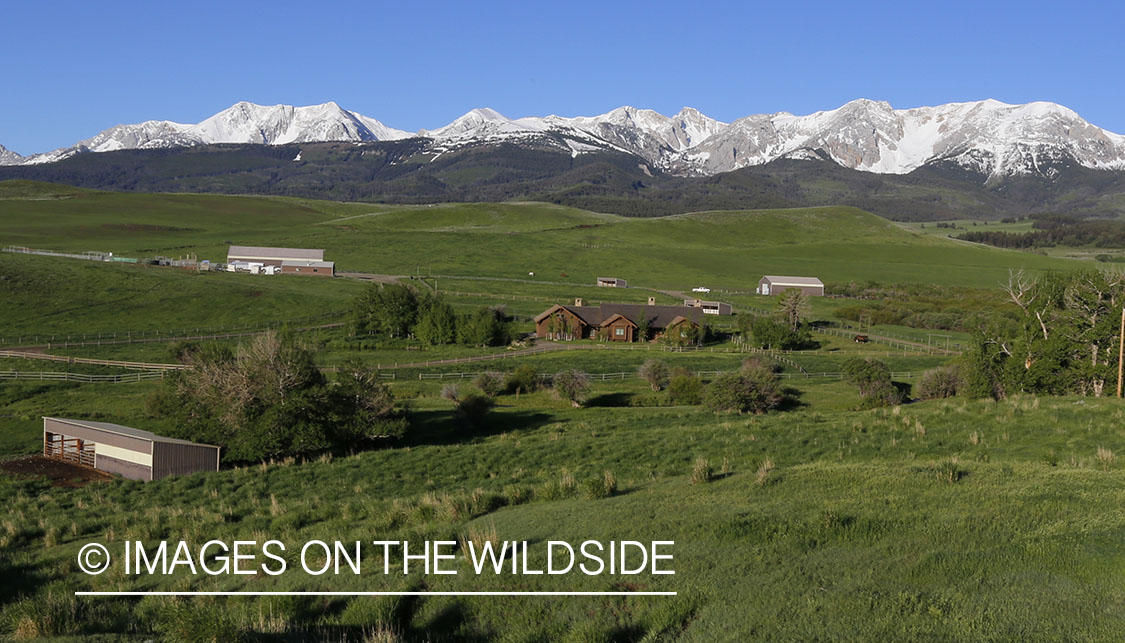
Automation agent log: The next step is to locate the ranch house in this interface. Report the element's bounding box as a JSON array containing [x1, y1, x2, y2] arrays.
[[534, 299, 704, 342]]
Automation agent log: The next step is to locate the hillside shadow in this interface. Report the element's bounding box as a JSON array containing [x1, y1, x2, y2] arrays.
[[778, 386, 806, 411], [404, 409, 559, 446], [0, 557, 46, 609]]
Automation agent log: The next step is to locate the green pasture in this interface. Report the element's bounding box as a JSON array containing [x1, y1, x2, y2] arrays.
[[1, 182, 1086, 291], [2, 385, 1124, 639]]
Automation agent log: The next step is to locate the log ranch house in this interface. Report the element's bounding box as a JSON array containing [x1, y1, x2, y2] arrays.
[[535, 298, 718, 342]]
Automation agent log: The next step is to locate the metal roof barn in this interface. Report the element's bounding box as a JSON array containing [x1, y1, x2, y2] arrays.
[[42, 417, 219, 481], [227, 246, 325, 266], [757, 275, 825, 296]]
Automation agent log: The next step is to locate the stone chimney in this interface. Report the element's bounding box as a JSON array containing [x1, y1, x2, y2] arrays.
[[648, 296, 656, 305], [575, 298, 584, 306]]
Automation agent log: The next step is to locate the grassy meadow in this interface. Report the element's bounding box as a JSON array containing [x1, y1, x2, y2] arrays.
[[2, 181, 1124, 640], [0, 180, 1086, 290]]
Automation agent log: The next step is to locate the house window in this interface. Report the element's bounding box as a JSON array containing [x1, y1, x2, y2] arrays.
[[615, 328, 625, 336]]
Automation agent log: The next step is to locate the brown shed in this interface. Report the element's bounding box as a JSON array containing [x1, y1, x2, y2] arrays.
[[42, 417, 220, 482]]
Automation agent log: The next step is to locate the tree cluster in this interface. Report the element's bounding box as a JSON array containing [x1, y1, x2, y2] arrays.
[[964, 270, 1125, 398], [703, 358, 785, 414], [842, 357, 904, 408], [352, 283, 510, 347], [148, 332, 405, 462]]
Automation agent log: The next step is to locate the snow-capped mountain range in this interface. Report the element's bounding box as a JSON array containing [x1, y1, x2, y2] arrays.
[[4, 99, 1125, 181]]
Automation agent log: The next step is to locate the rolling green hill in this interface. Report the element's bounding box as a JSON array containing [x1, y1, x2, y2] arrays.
[[0, 184, 1086, 293]]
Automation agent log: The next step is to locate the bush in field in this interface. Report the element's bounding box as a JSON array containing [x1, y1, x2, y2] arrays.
[[842, 357, 904, 407], [703, 361, 784, 414], [584, 470, 618, 499], [691, 457, 714, 485], [638, 358, 670, 391], [455, 391, 495, 426], [667, 370, 703, 405], [552, 370, 590, 408], [916, 364, 964, 400], [506, 365, 539, 395], [473, 371, 504, 397]]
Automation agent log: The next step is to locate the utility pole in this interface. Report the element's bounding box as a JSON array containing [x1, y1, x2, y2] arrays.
[[1118, 307, 1124, 398]]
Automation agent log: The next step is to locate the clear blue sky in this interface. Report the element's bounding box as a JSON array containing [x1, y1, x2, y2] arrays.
[[4, 0, 1123, 155]]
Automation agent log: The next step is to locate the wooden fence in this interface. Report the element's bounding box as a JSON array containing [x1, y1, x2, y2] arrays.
[[0, 350, 187, 371], [0, 370, 166, 383]]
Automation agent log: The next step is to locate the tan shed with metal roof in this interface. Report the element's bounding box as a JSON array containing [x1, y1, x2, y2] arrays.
[[42, 417, 219, 481], [757, 275, 824, 297]]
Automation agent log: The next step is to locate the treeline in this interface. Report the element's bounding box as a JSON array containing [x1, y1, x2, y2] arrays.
[[956, 217, 1125, 249], [351, 283, 511, 347], [964, 270, 1125, 398]]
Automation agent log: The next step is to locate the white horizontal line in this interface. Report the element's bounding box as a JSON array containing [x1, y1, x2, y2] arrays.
[[77, 591, 676, 597]]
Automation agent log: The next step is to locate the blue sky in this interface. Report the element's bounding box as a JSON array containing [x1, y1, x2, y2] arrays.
[[4, 0, 1123, 155]]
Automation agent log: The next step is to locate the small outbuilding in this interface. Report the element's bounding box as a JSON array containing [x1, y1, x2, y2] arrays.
[[42, 417, 220, 482], [757, 275, 824, 297], [596, 277, 627, 288], [683, 299, 733, 315], [281, 260, 335, 277]]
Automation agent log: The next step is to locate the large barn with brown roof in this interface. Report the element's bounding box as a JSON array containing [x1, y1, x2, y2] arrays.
[[534, 300, 708, 343]]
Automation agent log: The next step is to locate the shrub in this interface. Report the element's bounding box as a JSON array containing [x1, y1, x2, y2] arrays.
[[842, 357, 903, 408], [703, 362, 784, 414], [440, 383, 460, 402], [506, 365, 539, 395], [916, 364, 964, 400], [473, 371, 504, 397], [638, 358, 670, 391], [667, 372, 703, 405], [552, 370, 590, 408], [503, 485, 533, 506], [584, 470, 618, 499], [456, 391, 495, 426], [690, 457, 713, 485], [541, 471, 578, 500]]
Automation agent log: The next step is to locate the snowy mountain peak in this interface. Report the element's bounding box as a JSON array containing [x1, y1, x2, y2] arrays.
[[0, 144, 24, 165], [5, 99, 1123, 182], [15, 101, 411, 165]]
